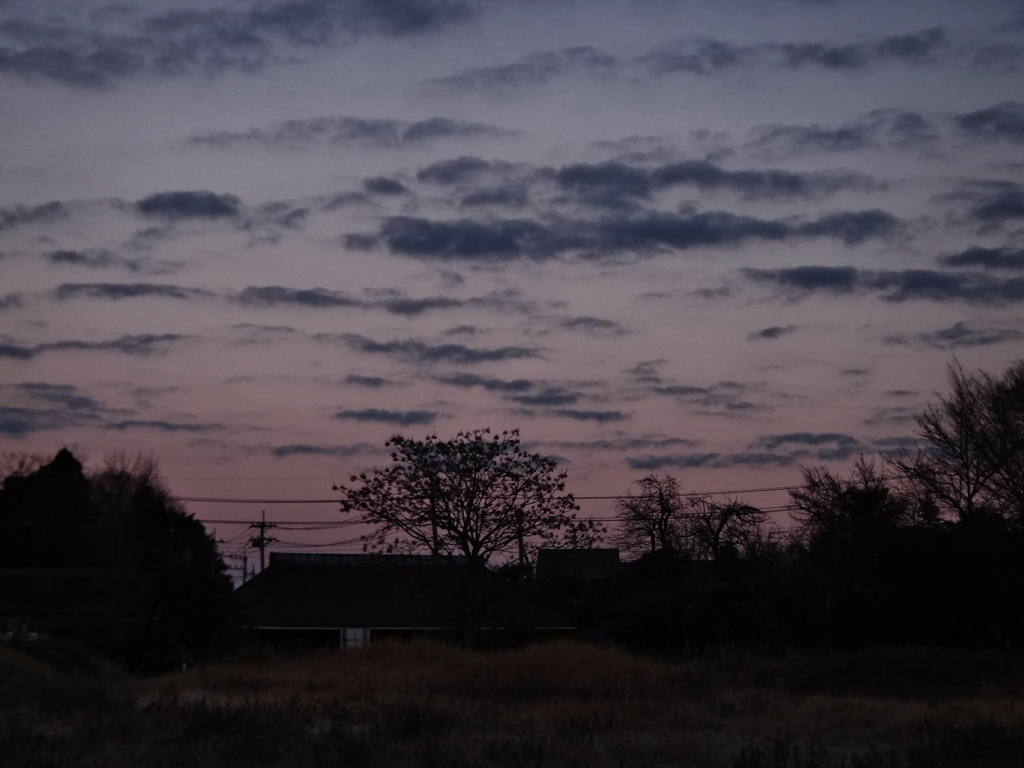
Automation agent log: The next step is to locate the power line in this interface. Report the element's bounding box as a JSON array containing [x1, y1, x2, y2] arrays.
[[170, 484, 803, 506]]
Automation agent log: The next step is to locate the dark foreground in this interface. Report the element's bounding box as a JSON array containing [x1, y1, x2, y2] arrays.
[[2, 639, 1024, 767]]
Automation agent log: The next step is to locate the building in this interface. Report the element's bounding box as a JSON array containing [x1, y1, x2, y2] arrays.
[[233, 552, 578, 648]]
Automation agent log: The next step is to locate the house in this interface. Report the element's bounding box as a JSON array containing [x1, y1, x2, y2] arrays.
[[233, 552, 577, 648]]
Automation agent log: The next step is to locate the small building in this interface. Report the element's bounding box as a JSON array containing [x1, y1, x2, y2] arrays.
[[233, 552, 576, 648], [535, 548, 620, 581]]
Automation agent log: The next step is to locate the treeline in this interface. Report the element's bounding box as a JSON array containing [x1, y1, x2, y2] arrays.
[[592, 361, 1024, 648], [0, 450, 232, 668]]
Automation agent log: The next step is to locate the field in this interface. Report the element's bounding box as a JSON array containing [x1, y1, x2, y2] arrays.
[[2, 639, 1024, 767]]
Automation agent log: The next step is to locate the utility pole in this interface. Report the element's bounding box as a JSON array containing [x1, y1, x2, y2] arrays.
[[249, 511, 277, 573]]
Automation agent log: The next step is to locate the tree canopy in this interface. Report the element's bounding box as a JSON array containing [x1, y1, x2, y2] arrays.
[[336, 428, 600, 568]]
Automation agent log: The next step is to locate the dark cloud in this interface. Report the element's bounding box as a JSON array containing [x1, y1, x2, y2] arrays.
[[749, 325, 797, 340], [625, 360, 665, 384], [56, 282, 211, 301], [427, 46, 618, 91], [49, 249, 117, 268], [939, 247, 1024, 270], [554, 159, 877, 205], [743, 265, 1024, 304], [947, 181, 1024, 225], [363, 176, 407, 195], [511, 388, 580, 406], [626, 452, 720, 470], [344, 374, 392, 388], [747, 108, 939, 157], [335, 408, 436, 425], [954, 102, 1024, 145], [36, 333, 190, 356], [136, 191, 241, 219], [236, 286, 362, 308], [0, 293, 21, 310], [0, 407, 77, 436], [106, 420, 223, 432], [636, 38, 749, 76], [0, 0, 477, 88], [416, 156, 511, 184], [545, 436, 698, 453], [436, 372, 533, 392], [460, 186, 528, 208], [552, 409, 627, 423], [918, 321, 1022, 348], [271, 443, 372, 458], [753, 432, 860, 451], [333, 333, 540, 364], [795, 209, 902, 245], [377, 207, 901, 263], [18, 382, 102, 411], [0, 343, 34, 360], [190, 116, 508, 149], [0, 201, 68, 231], [559, 316, 628, 335], [379, 216, 553, 261]]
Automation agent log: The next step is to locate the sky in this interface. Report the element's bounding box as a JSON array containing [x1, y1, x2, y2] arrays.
[[2, 0, 1024, 559]]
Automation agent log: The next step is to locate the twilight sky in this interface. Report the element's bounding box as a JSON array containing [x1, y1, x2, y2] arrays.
[[2, 0, 1024, 553]]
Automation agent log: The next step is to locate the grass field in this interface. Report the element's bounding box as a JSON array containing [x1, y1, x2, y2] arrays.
[[2, 639, 1024, 767]]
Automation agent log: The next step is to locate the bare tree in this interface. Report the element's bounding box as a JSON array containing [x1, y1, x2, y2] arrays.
[[683, 496, 774, 561], [613, 474, 686, 557], [336, 428, 592, 569], [888, 360, 1024, 524]]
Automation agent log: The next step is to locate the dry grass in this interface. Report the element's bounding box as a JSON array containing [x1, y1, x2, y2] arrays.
[[2, 640, 1024, 767]]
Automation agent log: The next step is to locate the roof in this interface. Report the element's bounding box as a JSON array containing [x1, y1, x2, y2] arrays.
[[535, 548, 621, 581], [234, 555, 575, 630]]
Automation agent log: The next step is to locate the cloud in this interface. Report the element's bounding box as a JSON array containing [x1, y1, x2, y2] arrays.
[[0, 201, 68, 231], [635, 38, 750, 76], [56, 283, 211, 300], [416, 156, 514, 184], [136, 191, 241, 219], [0, 0, 477, 88], [426, 46, 619, 91], [190, 116, 510, 149], [939, 247, 1024, 270], [436, 372, 533, 392], [0, 343, 34, 360], [511, 388, 581, 406], [236, 286, 362, 308], [271, 443, 373, 458], [379, 216, 553, 260], [377, 207, 902, 262], [626, 452, 720, 470], [106, 420, 223, 432], [747, 108, 939, 157], [946, 181, 1024, 225], [344, 374, 393, 388], [49, 249, 119, 268], [17, 382, 102, 411], [753, 432, 860, 451], [743, 265, 1024, 304], [954, 102, 1024, 145], [749, 325, 797, 340], [554, 159, 879, 205], [35, 333, 191, 356], [332, 333, 541, 364], [335, 408, 436, 425], [552, 409, 627, 423], [559, 316, 628, 335], [363, 176, 408, 195], [917, 321, 1022, 348], [0, 293, 21, 310]]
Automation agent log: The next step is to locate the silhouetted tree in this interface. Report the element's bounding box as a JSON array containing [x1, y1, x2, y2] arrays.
[[613, 474, 686, 558], [889, 360, 1024, 525], [337, 428, 595, 568], [683, 496, 775, 562]]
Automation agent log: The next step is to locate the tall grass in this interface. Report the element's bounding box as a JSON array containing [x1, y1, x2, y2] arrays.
[[2, 639, 1023, 767]]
